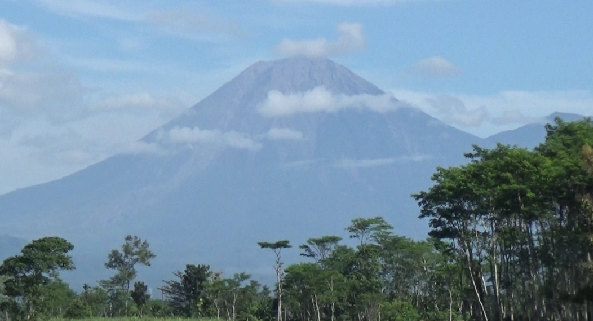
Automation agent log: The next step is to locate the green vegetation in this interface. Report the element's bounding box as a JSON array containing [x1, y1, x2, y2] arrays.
[[2, 116, 593, 321]]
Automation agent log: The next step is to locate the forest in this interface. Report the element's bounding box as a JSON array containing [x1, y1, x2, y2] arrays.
[[1, 116, 593, 321]]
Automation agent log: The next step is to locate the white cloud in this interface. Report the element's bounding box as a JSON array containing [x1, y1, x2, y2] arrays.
[[410, 56, 460, 78], [168, 126, 262, 151], [260, 128, 304, 141], [0, 16, 240, 194], [0, 19, 35, 65], [275, 23, 365, 57], [35, 1, 238, 41], [491, 110, 540, 126], [335, 155, 432, 168], [425, 95, 487, 127], [0, 20, 19, 63], [257, 86, 400, 117], [94, 92, 156, 110], [0, 19, 89, 124], [391, 88, 593, 137]]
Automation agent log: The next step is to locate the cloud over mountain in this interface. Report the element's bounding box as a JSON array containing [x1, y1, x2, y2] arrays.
[[425, 95, 487, 127], [391, 89, 593, 137], [275, 23, 365, 57], [257, 86, 399, 117]]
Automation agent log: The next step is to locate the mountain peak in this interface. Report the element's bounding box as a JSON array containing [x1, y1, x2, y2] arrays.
[[226, 56, 384, 95], [149, 57, 385, 134]]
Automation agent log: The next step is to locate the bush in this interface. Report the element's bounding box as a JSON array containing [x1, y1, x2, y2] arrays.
[[64, 299, 91, 319]]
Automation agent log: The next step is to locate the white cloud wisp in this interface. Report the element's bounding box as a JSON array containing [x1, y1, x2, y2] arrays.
[[410, 56, 461, 78], [275, 23, 365, 57], [334, 155, 432, 168], [168, 126, 262, 151], [260, 128, 304, 141]]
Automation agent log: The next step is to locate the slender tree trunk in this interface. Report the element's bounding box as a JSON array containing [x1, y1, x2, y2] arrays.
[[449, 288, 453, 321], [461, 237, 489, 321]]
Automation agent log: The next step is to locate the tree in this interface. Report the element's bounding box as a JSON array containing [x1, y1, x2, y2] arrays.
[[226, 272, 251, 321], [258, 240, 291, 321], [161, 264, 213, 317], [80, 284, 108, 317], [380, 301, 420, 321], [0, 237, 75, 320], [131, 281, 150, 316], [104, 235, 156, 291], [38, 278, 77, 317], [411, 117, 593, 321], [346, 217, 392, 246], [299, 236, 342, 263], [64, 298, 91, 319]]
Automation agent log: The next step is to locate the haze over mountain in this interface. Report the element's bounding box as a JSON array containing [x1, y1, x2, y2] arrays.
[[0, 57, 586, 289]]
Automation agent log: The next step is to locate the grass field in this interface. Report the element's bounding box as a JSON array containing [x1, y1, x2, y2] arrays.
[[51, 318, 220, 321]]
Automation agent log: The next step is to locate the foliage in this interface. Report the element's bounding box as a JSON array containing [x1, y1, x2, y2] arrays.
[[130, 281, 150, 316], [64, 298, 92, 319], [161, 264, 214, 317], [103, 235, 156, 291], [0, 236, 75, 320]]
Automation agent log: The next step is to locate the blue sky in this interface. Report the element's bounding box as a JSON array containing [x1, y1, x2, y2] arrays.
[[0, 0, 592, 193]]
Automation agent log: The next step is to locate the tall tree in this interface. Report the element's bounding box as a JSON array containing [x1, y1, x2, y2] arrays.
[[0, 237, 75, 320], [258, 240, 292, 321], [346, 217, 392, 246], [104, 235, 156, 291], [299, 236, 342, 263]]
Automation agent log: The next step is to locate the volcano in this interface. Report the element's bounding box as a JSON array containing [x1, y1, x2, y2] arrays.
[[0, 56, 495, 287]]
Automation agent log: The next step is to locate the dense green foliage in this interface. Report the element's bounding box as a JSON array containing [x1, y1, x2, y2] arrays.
[[1, 117, 593, 321]]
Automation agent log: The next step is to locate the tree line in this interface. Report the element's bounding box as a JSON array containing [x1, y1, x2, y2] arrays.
[[1, 117, 593, 321]]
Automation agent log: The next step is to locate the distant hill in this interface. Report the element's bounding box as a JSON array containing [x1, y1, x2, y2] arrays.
[[0, 235, 28, 260], [485, 112, 589, 149], [0, 56, 582, 289]]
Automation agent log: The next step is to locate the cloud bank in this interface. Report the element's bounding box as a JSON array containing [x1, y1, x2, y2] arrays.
[[275, 23, 365, 57], [0, 18, 189, 193], [257, 86, 400, 117], [391, 89, 593, 137]]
